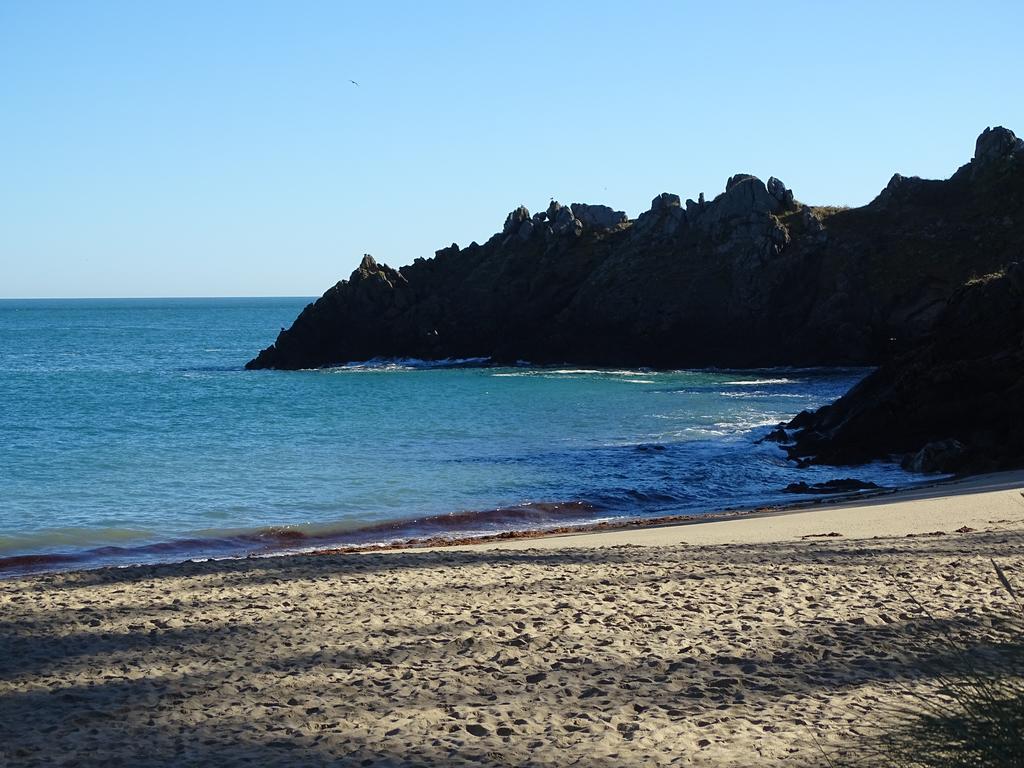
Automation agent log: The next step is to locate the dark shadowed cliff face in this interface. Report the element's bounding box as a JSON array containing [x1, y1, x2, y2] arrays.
[[783, 262, 1024, 474], [247, 127, 1024, 371]]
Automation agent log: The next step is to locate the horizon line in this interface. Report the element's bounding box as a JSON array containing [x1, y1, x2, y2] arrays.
[[0, 294, 319, 301]]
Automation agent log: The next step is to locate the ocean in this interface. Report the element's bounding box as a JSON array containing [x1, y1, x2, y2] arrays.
[[0, 297, 918, 575]]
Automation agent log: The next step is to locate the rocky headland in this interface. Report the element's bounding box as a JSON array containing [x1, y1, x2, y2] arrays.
[[248, 127, 1024, 472], [782, 260, 1024, 474]]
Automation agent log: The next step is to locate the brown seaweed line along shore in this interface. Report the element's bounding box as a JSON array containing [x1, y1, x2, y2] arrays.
[[0, 483, 906, 579], [311, 483, 926, 556]]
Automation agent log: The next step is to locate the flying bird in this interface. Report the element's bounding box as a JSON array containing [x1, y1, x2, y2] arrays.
[[349, 80, 360, 86]]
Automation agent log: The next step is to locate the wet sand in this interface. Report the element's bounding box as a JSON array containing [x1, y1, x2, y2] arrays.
[[1, 471, 1022, 766]]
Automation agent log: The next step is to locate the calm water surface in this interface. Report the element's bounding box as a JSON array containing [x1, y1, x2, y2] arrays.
[[0, 298, 918, 573]]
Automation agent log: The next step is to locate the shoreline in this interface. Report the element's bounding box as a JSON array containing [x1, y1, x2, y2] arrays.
[[346, 468, 1024, 556], [3, 470, 1022, 766], [415, 468, 1024, 551], [324, 470, 1008, 553], [3, 469, 1022, 581]]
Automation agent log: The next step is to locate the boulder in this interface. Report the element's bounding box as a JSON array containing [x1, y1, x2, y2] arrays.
[[767, 176, 784, 200], [700, 176, 780, 227], [783, 479, 882, 494], [633, 193, 686, 236], [766, 176, 796, 209], [650, 192, 682, 212], [570, 203, 628, 231], [901, 440, 966, 474], [503, 206, 531, 235], [726, 174, 758, 192], [550, 202, 581, 236], [758, 427, 790, 444], [975, 126, 1023, 166]]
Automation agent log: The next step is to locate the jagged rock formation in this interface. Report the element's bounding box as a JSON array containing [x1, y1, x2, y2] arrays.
[[247, 127, 1024, 372], [783, 261, 1024, 473]]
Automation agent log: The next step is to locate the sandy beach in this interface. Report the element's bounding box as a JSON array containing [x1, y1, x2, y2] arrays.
[[2, 471, 1023, 767]]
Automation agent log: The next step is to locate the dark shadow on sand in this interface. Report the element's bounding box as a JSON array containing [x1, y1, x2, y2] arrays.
[[2, 530, 1023, 767]]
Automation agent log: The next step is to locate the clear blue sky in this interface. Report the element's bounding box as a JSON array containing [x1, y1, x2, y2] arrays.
[[2, 1, 1022, 298]]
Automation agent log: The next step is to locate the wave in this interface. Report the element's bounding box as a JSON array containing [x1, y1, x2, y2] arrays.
[[696, 366, 874, 376], [331, 356, 492, 371], [491, 368, 657, 381], [591, 488, 687, 507], [727, 378, 796, 385], [718, 391, 813, 399], [0, 500, 607, 578]]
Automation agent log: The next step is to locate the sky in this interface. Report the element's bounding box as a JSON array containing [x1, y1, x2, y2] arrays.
[[2, 1, 1022, 299]]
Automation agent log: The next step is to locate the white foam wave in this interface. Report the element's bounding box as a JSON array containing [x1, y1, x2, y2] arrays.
[[728, 378, 795, 385], [713, 416, 784, 431], [328, 356, 491, 372], [719, 391, 811, 399], [681, 427, 730, 437], [502, 367, 660, 378]]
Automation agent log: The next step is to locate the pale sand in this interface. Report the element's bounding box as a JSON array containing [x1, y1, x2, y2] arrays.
[[429, 470, 1024, 551], [1, 472, 1023, 767]]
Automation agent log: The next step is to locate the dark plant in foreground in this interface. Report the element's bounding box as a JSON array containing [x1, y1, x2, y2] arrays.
[[831, 560, 1024, 768]]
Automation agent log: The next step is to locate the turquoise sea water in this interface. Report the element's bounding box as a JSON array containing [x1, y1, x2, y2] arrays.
[[0, 298, 917, 574]]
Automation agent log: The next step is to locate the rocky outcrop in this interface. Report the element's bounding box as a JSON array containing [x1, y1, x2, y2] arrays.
[[248, 127, 1024, 376], [974, 126, 1024, 170], [570, 203, 628, 231], [784, 262, 1024, 473], [246, 254, 423, 370], [782, 479, 882, 494]]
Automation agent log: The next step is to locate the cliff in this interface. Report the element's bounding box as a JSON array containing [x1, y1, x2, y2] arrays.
[[783, 261, 1024, 474], [247, 127, 1024, 372]]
